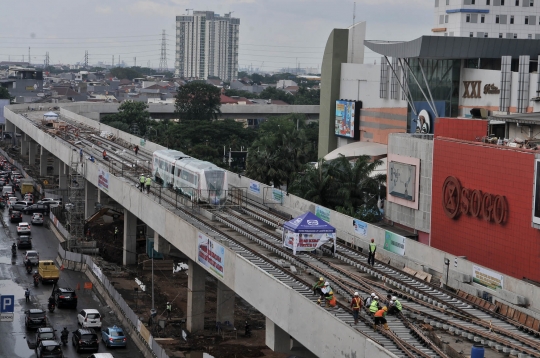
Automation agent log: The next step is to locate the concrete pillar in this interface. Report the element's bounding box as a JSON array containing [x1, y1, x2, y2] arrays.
[[20, 135, 28, 157], [85, 181, 98, 219], [154, 232, 171, 255], [39, 147, 49, 176], [52, 157, 60, 175], [265, 317, 290, 352], [216, 281, 235, 326], [187, 259, 205, 332], [5, 120, 14, 133], [123, 209, 137, 265], [28, 141, 37, 165]]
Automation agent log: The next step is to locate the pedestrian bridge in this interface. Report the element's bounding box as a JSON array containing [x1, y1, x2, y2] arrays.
[[4, 103, 394, 358]]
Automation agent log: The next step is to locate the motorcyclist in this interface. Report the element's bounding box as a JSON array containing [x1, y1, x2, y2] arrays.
[[48, 296, 55, 307], [25, 260, 32, 273], [33, 271, 39, 284], [60, 327, 69, 344], [11, 243, 16, 254]]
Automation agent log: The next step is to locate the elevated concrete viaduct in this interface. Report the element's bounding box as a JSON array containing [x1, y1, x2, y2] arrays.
[[4, 104, 395, 358]]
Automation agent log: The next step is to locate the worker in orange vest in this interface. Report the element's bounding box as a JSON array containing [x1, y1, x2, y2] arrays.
[[350, 292, 362, 324], [373, 306, 389, 331]]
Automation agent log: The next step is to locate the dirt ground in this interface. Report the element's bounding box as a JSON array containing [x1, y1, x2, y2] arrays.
[[90, 220, 289, 358]]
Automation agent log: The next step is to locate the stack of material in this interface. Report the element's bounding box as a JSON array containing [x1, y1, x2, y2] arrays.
[[142, 259, 173, 271]]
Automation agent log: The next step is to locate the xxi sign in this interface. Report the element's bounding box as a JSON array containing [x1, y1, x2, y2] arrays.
[[442, 176, 507, 224], [463, 81, 482, 99]]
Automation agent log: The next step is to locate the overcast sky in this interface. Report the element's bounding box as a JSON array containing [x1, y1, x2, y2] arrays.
[[0, 0, 433, 71]]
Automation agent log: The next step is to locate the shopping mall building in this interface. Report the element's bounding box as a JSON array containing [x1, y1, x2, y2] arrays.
[[319, 24, 540, 306]]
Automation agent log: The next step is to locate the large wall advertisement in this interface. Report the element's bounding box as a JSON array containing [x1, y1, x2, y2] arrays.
[[335, 100, 361, 139], [386, 154, 421, 210], [533, 159, 540, 225], [197, 232, 225, 278]]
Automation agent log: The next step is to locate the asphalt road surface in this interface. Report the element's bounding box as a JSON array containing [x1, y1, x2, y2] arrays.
[[0, 191, 145, 358]]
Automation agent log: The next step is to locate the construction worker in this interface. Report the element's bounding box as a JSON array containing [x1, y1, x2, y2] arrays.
[[166, 302, 172, 319], [368, 238, 376, 266], [388, 296, 403, 315], [318, 282, 332, 305], [373, 306, 389, 331], [369, 296, 380, 315], [365, 292, 375, 307], [145, 176, 151, 194], [114, 227, 118, 240], [325, 288, 336, 308], [313, 277, 324, 298], [139, 174, 145, 192], [102, 150, 108, 160], [350, 292, 362, 324]]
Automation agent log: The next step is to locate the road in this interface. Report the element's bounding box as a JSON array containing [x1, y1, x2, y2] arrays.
[[0, 191, 145, 358]]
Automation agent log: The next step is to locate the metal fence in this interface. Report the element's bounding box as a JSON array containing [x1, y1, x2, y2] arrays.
[[58, 243, 170, 358]]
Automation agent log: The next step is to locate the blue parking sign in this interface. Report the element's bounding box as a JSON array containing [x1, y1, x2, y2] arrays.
[[1, 295, 14, 313]]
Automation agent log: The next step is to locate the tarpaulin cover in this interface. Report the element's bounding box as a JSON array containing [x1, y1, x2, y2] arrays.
[[283, 211, 336, 233]]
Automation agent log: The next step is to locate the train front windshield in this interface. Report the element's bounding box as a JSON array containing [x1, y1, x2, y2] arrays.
[[205, 171, 225, 203]]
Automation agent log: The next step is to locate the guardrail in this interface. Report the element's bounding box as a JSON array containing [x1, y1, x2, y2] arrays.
[[57, 243, 171, 358]]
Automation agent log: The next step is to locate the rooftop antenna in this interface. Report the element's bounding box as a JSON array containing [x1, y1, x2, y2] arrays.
[[351, 2, 356, 63]]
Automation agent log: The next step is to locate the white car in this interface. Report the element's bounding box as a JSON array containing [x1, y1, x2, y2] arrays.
[[31, 213, 44, 225], [37, 198, 61, 208], [77, 309, 102, 328], [7, 196, 17, 206], [17, 222, 31, 235]]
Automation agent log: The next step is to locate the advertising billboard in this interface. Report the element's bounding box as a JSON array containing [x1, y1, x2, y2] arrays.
[[383, 231, 406, 256], [389, 161, 416, 201], [533, 159, 540, 225], [197, 232, 225, 278], [335, 100, 361, 139], [409, 101, 445, 134]]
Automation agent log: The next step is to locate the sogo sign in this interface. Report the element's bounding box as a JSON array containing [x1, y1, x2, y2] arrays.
[[442, 176, 508, 224]]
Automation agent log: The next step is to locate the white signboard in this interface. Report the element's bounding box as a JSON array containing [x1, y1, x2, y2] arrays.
[[283, 230, 336, 255], [0, 313, 14, 322], [472, 265, 504, 290]]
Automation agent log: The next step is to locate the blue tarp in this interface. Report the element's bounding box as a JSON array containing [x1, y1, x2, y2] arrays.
[[283, 212, 336, 233]]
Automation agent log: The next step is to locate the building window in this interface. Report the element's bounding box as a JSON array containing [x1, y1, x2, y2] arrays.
[[470, 32, 474, 37], [525, 16, 529, 24], [446, 0, 449, 4], [516, 0, 519, 5], [444, 32, 448, 36], [487, 0, 491, 4], [499, 33, 503, 37], [496, 15, 500, 23], [484, 32, 489, 37], [501, 0, 505, 4], [466, 14, 471, 22], [445, 15, 449, 23], [481, 14, 485, 22], [531, 0, 534, 5], [510, 15, 514, 24], [472, 0, 476, 3], [514, 33, 518, 38], [529, 34, 533, 39]]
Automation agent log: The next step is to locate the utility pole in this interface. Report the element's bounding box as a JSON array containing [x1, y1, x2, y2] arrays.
[[159, 30, 168, 72], [45, 52, 49, 69]]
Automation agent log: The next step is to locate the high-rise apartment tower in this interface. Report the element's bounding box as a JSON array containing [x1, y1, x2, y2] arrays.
[[175, 11, 240, 81], [433, 0, 540, 39]]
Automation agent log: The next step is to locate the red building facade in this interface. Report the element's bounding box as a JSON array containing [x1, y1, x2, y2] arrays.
[[431, 120, 540, 281]]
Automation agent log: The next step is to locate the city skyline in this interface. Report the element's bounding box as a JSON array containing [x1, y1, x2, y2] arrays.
[[0, 0, 433, 72]]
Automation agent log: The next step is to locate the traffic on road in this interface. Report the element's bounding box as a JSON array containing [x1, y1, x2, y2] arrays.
[[0, 158, 144, 358]]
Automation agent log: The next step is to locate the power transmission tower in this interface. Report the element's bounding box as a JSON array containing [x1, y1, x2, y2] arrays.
[[45, 52, 50, 69], [28, 47, 31, 66], [84, 50, 89, 68], [159, 30, 168, 72], [112, 55, 115, 67], [134, 57, 136, 67]]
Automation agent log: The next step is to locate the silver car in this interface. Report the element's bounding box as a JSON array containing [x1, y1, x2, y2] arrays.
[[24, 250, 39, 266], [31, 213, 44, 225]]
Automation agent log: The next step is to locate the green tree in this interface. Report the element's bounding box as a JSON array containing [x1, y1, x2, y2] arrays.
[[0, 87, 13, 103], [294, 87, 320, 105], [109, 67, 143, 80], [259, 86, 294, 104], [175, 82, 221, 121], [101, 101, 151, 136]]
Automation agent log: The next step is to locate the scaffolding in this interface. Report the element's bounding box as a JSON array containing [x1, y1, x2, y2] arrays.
[[66, 158, 85, 250]]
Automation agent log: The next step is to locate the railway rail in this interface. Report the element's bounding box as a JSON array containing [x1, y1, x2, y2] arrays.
[[15, 110, 540, 357]]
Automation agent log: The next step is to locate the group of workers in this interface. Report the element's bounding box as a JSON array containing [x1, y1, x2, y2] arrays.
[[313, 277, 403, 331], [139, 173, 152, 194]]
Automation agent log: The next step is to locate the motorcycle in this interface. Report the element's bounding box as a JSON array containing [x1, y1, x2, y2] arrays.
[[33, 276, 39, 287], [60, 332, 68, 346], [48, 302, 55, 313], [11, 247, 16, 257], [26, 265, 32, 274]]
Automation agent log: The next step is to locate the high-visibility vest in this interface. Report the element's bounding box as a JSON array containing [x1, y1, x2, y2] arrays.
[[369, 243, 377, 253], [145, 178, 151, 186], [369, 300, 379, 313], [395, 299, 402, 311], [351, 297, 361, 310], [140, 176, 145, 183], [374, 309, 386, 317], [166, 304, 172, 311], [114, 228, 118, 234]]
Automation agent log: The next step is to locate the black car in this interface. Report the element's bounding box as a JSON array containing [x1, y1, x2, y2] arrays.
[[34, 327, 57, 346], [10, 211, 23, 223], [25, 309, 47, 329], [17, 235, 32, 249], [72, 329, 99, 353], [53, 287, 78, 308], [23, 204, 50, 215], [35, 340, 63, 358]]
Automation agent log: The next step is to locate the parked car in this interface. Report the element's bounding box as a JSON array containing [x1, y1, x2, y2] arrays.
[[25, 308, 47, 329], [77, 309, 102, 328], [31, 213, 44, 225], [35, 339, 63, 358], [101, 325, 127, 348], [23, 204, 50, 215], [17, 235, 32, 249], [34, 327, 57, 346], [71, 328, 99, 353], [24, 250, 39, 266], [10, 211, 23, 223], [12, 200, 32, 211], [53, 287, 78, 308], [17, 222, 31, 235]]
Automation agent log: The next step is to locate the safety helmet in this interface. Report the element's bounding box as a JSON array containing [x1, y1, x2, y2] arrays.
[[383, 306, 388, 311], [319, 277, 323, 281], [390, 300, 394, 304], [167, 302, 170, 304], [324, 282, 329, 286], [354, 292, 359, 296], [371, 293, 376, 297], [374, 296, 379, 300], [392, 296, 397, 300], [34, 271, 37, 274]]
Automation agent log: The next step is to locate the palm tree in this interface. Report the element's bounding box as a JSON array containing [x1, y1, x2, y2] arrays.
[[289, 159, 333, 207]]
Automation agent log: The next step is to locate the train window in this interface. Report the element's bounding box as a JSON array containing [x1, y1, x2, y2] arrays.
[[205, 171, 224, 193], [180, 170, 198, 185]]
